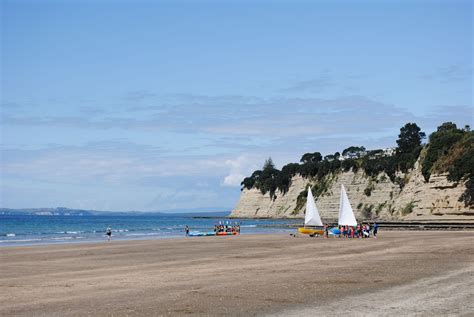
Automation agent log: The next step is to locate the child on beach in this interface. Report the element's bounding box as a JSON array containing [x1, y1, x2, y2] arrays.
[[185, 225, 190, 237]]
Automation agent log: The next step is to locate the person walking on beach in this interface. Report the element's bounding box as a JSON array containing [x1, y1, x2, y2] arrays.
[[324, 224, 329, 238], [106, 226, 112, 241], [185, 225, 190, 237], [373, 222, 379, 238]]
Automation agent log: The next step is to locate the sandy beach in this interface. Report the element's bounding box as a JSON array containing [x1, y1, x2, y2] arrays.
[[1, 231, 473, 316]]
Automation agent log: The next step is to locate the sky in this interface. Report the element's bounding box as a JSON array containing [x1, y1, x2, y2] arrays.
[[1, 0, 472, 212]]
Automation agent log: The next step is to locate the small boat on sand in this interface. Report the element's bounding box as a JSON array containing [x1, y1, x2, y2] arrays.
[[338, 184, 357, 226], [216, 232, 238, 236], [188, 231, 216, 237], [298, 186, 324, 236], [328, 184, 358, 236], [189, 231, 239, 237]]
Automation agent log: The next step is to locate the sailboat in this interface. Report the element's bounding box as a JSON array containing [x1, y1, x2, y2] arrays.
[[338, 184, 357, 226], [298, 186, 324, 236]]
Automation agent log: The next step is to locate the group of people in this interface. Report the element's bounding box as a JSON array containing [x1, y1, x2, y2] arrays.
[[323, 222, 379, 238], [214, 223, 240, 234], [184, 222, 241, 237]]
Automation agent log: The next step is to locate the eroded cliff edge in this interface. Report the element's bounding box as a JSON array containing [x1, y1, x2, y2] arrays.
[[231, 161, 473, 221], [231, 122, 473, 221]]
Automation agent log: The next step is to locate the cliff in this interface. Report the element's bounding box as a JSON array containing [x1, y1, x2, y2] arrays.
[[232, 123, 473, 221], [231, 160, 473, 221]]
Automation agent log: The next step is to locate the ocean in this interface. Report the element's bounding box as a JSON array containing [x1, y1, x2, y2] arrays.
[[0, 214, 302, 246]]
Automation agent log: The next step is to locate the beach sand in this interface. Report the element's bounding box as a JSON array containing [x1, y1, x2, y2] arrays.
[[1, 231, 473, 316]]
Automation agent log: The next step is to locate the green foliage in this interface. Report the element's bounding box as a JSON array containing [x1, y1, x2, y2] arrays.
[[342, 146, 366, 158], [259, 158, 279, 198], [400, 201, 415, 216], [437, 122, 458, 133], [446, 132, 474, 206], [240, 177, 255, 191], [263, 157, 275, 170], [241, 170, 262, 191], [324, 154, 335, 161], [241, 121, 472, 207], [366, 149, 384, 158], [420, 123, 474, 206], [290, 209, 300, 216], [397, 123, 426, 154], [459, 179, 473, 207], [300, 152, 322, 163], [362, 204, 374, 219], [240, 158, 280, 199], [375, 202, 386, 215], [357, 202, 363, 210], [394, 176, 408, 190], [363, 179, 375, 196], [312, 175, 332, 198], [295, 177, 333, 212], [422, 123, 464, 181], [295, 188, 308, 211], [387, 203, 395, 215]]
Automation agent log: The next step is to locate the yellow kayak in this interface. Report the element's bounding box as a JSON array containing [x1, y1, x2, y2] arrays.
[[298, 227, 324, 235]]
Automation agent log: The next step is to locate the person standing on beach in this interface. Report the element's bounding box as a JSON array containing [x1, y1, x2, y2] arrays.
[[185, 225, 190, 237], [373, 222, 379, 238], [106, 226, 112, 241]]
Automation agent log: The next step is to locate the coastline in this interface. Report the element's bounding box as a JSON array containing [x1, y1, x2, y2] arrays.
[[0, 215, 300, 248], [1, 231, 473, 316], [3, 219, 474, 248]]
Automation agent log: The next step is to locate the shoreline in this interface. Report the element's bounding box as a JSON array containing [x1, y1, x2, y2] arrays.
[[0, 215, 299, 248], [1, 231, 473, 316], [3, 221, 474, 248], [0, 228, 296, 248]]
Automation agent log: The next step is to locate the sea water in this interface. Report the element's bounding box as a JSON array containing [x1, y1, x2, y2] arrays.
[[0, 214, 301, 246]]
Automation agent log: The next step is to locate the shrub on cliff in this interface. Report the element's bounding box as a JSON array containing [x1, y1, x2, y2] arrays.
[[241, 121, 473, 207], [420, 122, 473, 206], [421, 122, 465, 181], [446, 132, 474, 206]]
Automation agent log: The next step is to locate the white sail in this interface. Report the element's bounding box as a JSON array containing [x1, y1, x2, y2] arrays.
[[305, 186, 323, 226], [338, 184, 357, 226]]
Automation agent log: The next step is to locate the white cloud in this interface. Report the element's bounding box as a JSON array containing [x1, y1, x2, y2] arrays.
[[222, 155, 261, 187], [223, 172, 245, 187]]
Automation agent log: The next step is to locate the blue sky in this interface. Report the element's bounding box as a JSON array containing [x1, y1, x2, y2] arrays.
[[1, 0, 472, 211]]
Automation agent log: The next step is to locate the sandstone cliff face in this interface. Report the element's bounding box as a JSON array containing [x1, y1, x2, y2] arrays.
[[394, 161, 473, 221], [231, 161, 473, 221]]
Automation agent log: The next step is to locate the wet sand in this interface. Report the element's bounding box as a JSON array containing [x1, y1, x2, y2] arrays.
[[1, 231, 473, 316]]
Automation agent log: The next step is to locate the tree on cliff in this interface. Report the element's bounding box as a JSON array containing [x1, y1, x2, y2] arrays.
[[262, 157, 275, 171], [396, 123, 426, 153], [421, 122, 463, 181], [300, 152, 322, 163], [240, 121, 472, 206], [342, 146, 366, 158], [420, 122, 473, 206]]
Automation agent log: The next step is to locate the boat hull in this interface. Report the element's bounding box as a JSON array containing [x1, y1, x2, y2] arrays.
[[188, 232, 216, 237], [189, 231, 239, 237], [298, 228, 324, 235], [216, 232, 239, 236]]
